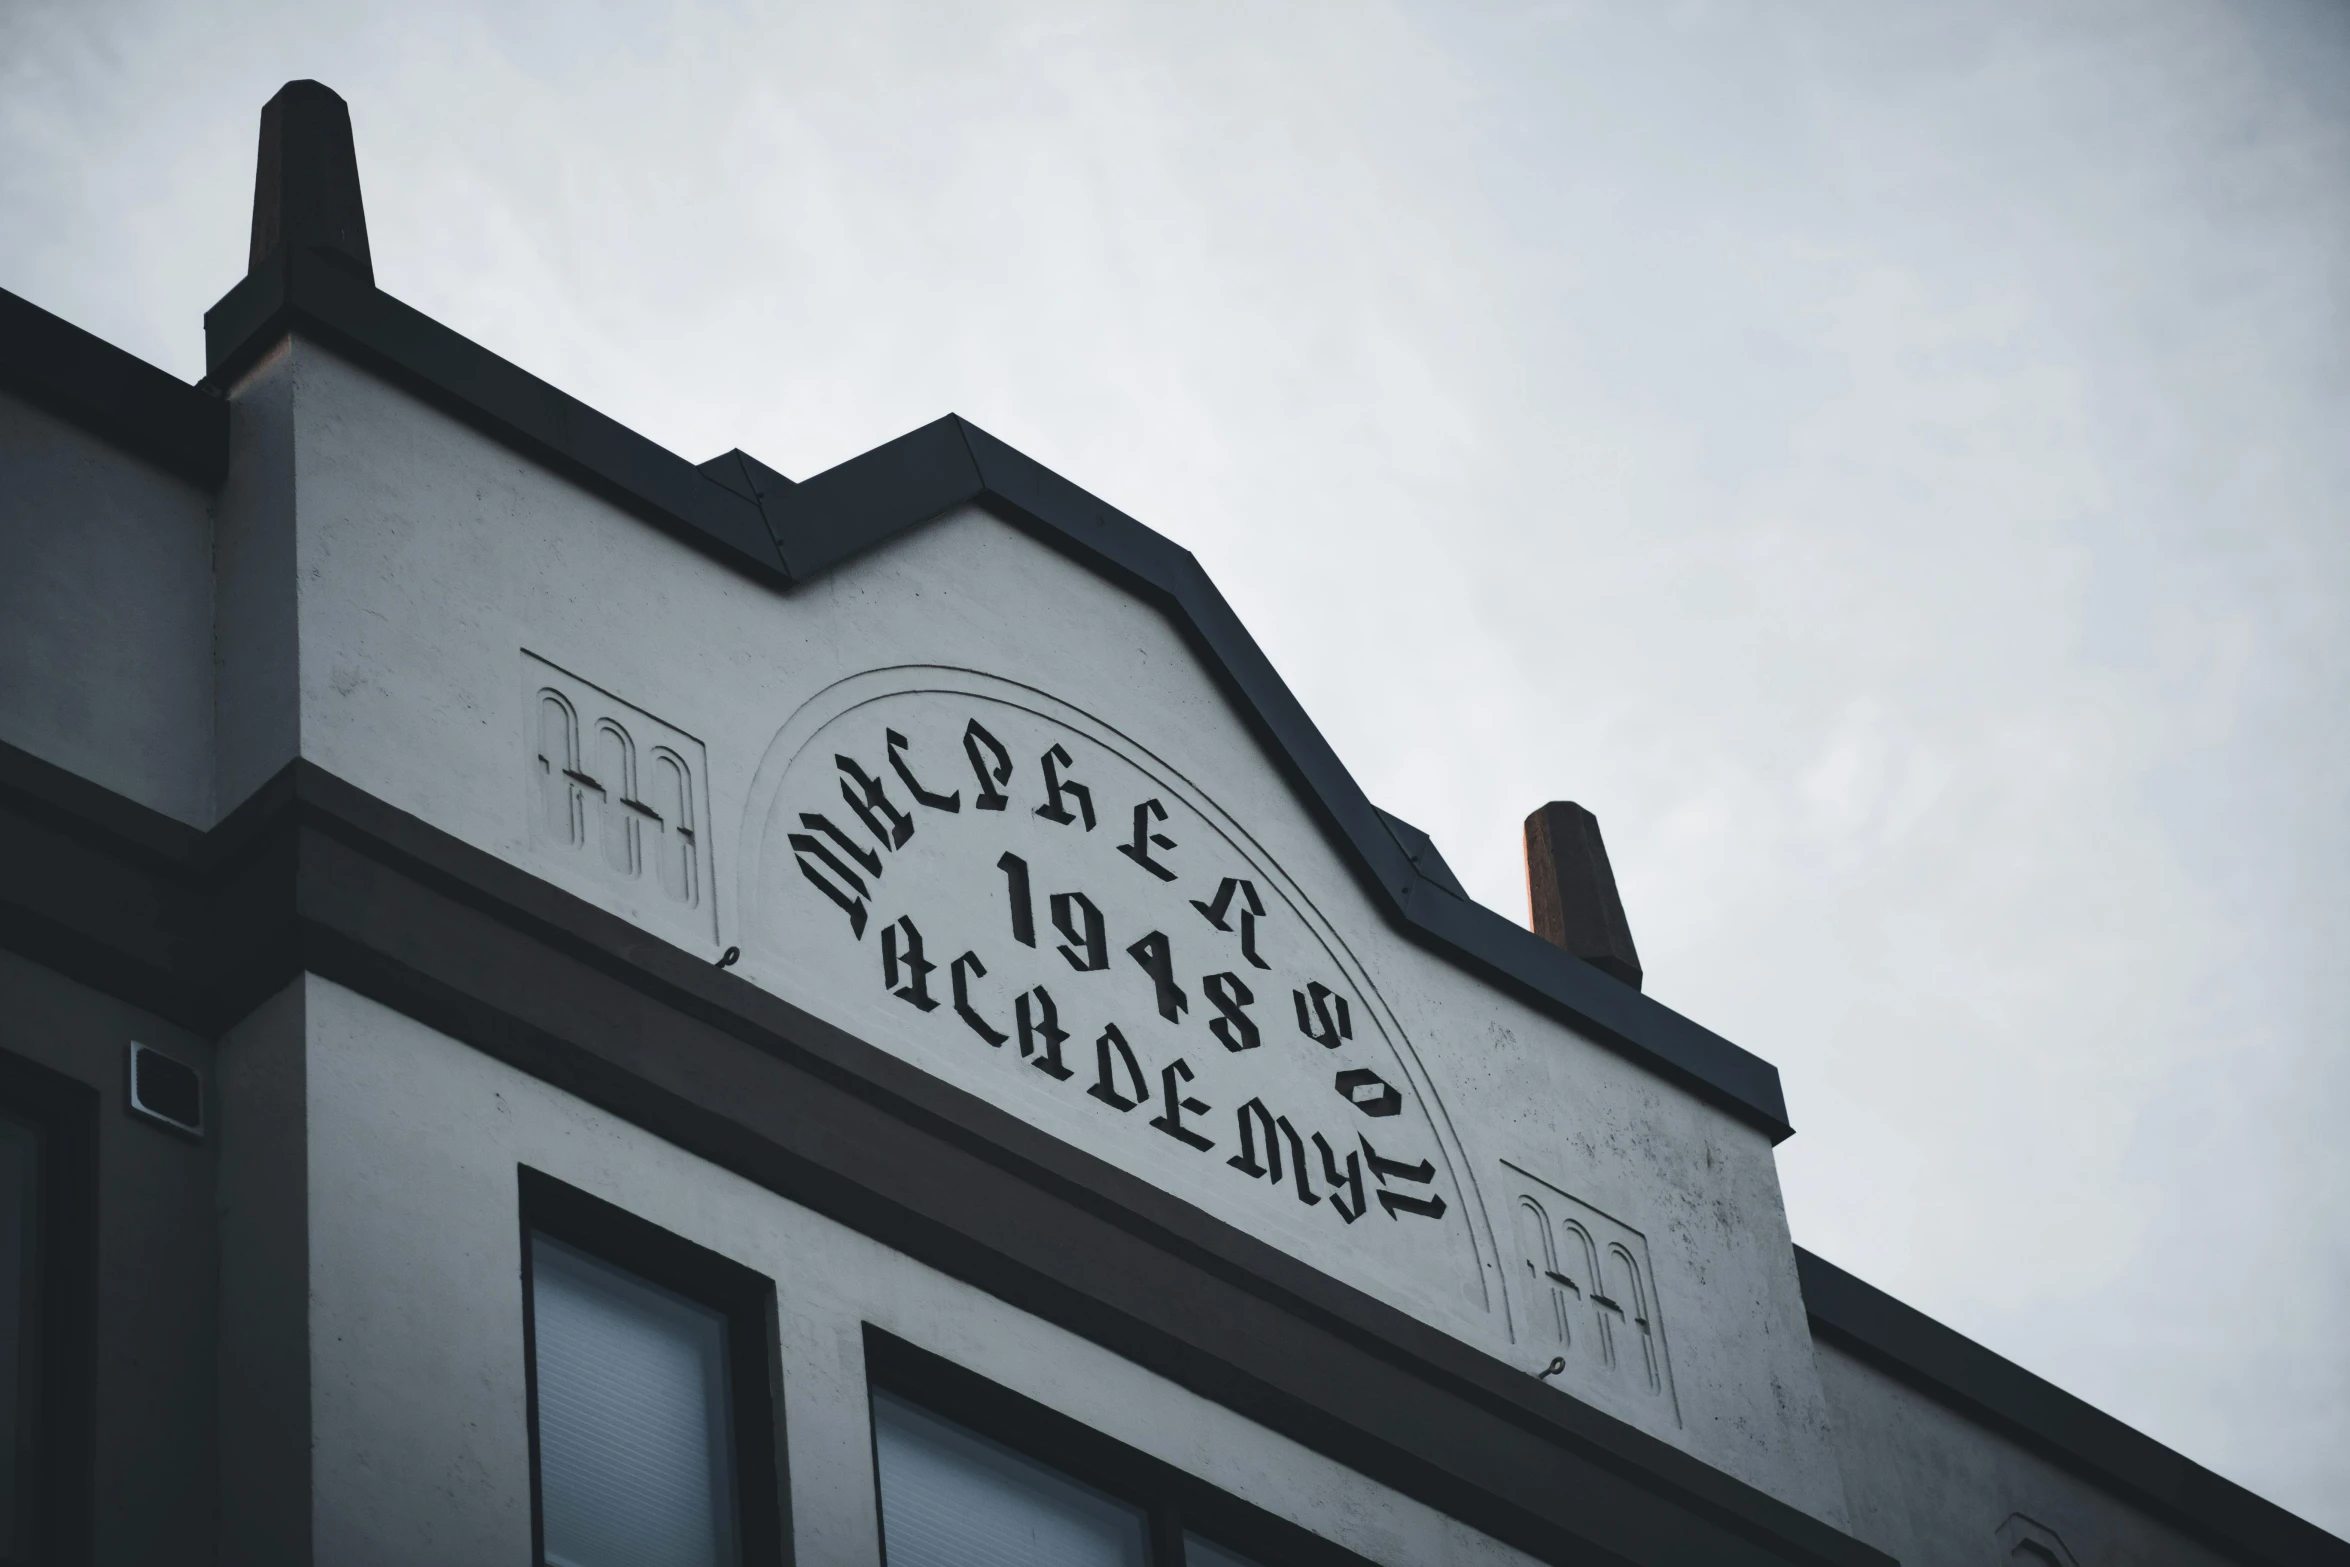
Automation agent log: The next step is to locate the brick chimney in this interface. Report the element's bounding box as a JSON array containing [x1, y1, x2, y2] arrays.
[[1524, 801, 1642, 990]]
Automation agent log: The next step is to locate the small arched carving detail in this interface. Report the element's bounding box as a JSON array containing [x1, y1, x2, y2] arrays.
[[535, 691, 584, 848], [651, 747, 699, 907], [592, 718, 640, 878]]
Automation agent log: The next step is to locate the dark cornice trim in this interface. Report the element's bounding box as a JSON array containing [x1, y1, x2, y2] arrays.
[[1795, 1247, 2348, 1567], [0, 285, 226, 486], [203, 250, 785, 586], [197, 259, 1792, 1139], [0, 738, 1878, 1567]]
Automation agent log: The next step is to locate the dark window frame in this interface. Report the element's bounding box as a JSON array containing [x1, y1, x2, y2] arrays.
[[0, 1048, 97, 1567], [864, 1327, 1374, 1567], [517, 1167, 792, 1567]]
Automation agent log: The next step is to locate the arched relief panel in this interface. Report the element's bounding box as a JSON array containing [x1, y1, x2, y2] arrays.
[[742, 667, 1503, 1330], [1502, 1160, 1679, 1424], [521, 651, 717, 949]]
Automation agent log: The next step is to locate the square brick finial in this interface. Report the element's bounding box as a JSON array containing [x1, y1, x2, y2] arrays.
[[249, 80, 372, 284], [1524, 801, 1642, 990]]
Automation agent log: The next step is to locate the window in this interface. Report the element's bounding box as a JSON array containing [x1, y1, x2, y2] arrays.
[[1178, 1538, 1265, 1567], [520, 1171, 786, 1567], [873, 1391, 1149, 1567], [0, 1051, 95, 1567], [868, 1330, 1364, 1567]]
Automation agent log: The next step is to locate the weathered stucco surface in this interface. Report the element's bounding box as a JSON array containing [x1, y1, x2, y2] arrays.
[[1814, 1338, 2234, 1567], [0, 387, 215, 824], [298, 974, 1546, 1567], [249, 337, 1851, 1524]]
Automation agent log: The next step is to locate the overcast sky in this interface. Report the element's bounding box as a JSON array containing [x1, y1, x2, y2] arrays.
[[6, 0, 2345, 1534]]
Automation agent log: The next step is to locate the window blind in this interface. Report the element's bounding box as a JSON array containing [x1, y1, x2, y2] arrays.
[[873, 1390, 1148, 1567], [530, 1233, 739, 1567], [1183, 1534, 1266, 1567]]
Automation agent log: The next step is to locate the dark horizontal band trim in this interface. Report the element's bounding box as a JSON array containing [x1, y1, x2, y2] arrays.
[[1794, 1247, 2347, 1567], [0, 737, 1878, 1567], [197, 258, 1792, 1138], [0, 284, 227, 486]]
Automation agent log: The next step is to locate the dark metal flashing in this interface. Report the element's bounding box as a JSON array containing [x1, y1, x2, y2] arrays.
[[1795, 1248, 2348, 1567], [698, 448, 795, 505], [1376, 808, 1470, 901], [0, 285, 227, 486], [202, 250, 786, 585], [194, 257, 1791, 1138], [0, 738, 1879, 1567]]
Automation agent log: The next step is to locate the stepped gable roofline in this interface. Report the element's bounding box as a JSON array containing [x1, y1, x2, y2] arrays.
[[191, 248, 1795, 1139], [1795, 1248, 2350, 1567], [0, 285, 226, 486]]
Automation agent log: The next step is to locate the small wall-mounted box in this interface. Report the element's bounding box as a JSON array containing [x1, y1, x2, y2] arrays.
[[127, 1041, 203, 1138]]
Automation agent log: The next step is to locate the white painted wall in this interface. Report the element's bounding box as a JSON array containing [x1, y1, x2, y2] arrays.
[[252, 336, 1850, 1523], [0, 387, 214, 825], [299, 973, 1544, 1567], [1814, 1339, 2233, 1567], [213, 342, 301, 817]]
